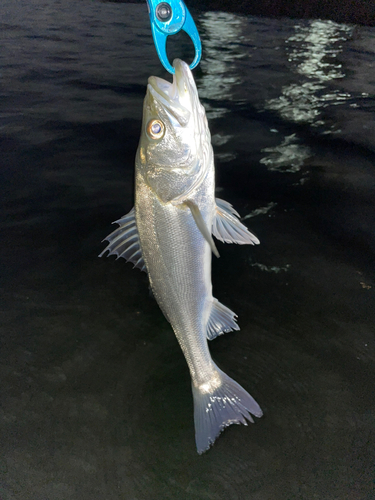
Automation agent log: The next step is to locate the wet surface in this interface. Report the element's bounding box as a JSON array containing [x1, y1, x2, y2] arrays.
[[1, 2, 375, 499]]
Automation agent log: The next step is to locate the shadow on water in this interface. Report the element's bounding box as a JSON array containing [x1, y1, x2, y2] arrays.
[[0, 2, 374, 499]]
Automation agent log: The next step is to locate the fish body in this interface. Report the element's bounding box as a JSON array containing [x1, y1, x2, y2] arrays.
[[100, 59, 262, 453]]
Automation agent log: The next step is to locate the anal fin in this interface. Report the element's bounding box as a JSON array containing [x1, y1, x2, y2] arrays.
[[213, 198, 260, 245], [207, 298, 239, 340], [99, 207, 147, 272]]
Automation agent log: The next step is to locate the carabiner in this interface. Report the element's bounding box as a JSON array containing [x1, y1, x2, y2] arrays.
[[146, 0, 202, 74]]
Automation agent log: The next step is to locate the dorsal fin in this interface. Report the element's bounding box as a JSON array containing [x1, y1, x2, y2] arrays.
[[99, 208, 147, 272]]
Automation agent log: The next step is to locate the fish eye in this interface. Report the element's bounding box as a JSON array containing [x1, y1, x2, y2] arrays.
[[147, 119, 165, 140]]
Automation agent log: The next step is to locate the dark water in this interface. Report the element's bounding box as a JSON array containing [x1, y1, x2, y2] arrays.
[[1, 1, 375, 498]]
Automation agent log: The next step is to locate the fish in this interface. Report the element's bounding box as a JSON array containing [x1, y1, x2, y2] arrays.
[[100, 59, 262, 454]]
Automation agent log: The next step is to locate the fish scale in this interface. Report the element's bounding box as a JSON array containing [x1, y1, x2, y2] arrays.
[[136, 166, 215, 383]]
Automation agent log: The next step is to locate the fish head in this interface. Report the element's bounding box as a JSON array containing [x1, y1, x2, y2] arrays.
[[137, 59, 212, 204]]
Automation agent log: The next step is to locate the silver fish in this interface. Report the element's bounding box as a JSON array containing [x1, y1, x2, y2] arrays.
[[100, 59, 262, 453]]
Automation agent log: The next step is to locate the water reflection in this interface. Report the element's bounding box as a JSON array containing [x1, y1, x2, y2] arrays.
[[266, 20, 353, 126], [260, 134, 310, 173], [242, 202, 277, 221], [262, 20, 353, 175], [199, 12, 247, 119], [211, 132, 237, 162], [251, 262, 290, 273]]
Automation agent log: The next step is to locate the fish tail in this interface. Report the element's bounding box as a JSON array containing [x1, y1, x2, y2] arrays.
[[192, 364, 262, 454]]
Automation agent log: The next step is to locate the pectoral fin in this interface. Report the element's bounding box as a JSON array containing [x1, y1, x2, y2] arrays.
[[99, 207, 147, 272], [213, 198, 260, 245], [185, 200, 220, 258]]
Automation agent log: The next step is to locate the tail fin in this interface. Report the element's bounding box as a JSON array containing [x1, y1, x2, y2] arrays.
[[192, 365, 262, 454]]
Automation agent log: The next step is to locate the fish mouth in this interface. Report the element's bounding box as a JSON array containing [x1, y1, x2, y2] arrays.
[[148, 76, 175, 100], [147, 59, 193, 126], [148, 59, 190, 98]]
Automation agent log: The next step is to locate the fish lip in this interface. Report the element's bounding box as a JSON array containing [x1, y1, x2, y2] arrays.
[[172, 58, 190, 78], [148, 75, 174, 100], [147, 59, 190, 100]]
